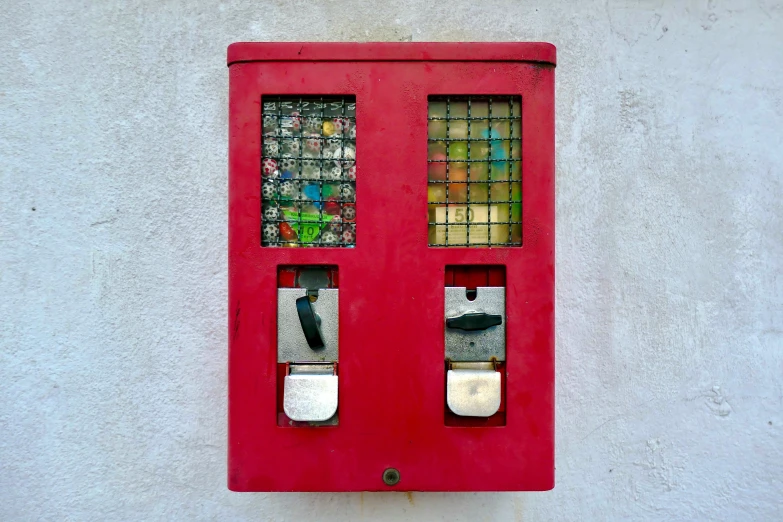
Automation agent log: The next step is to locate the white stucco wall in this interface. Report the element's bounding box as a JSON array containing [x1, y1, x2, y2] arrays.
[[2, 1, 781, 520]]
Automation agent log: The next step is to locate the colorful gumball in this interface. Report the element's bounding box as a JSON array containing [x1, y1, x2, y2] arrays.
[[448, 183, 468, 203], [448, 141, 469, 161], [428, 153, 447, 180], [322, 121, 336, 136], [447, 166, 468, 202], [262, 158, 278, 176], [448, 120, 468, 139], [427, 184, 446, 203], [279, 222, 297, 241]]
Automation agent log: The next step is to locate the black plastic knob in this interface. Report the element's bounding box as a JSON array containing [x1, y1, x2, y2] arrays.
[[296, 295, 325, 349], [446, 312, 502, 331]]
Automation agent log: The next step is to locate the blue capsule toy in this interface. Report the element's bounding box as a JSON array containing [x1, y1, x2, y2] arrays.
[[303, 183, 324, 210]]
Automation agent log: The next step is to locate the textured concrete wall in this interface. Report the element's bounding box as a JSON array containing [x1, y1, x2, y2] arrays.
[[2, 1, 781, 520]]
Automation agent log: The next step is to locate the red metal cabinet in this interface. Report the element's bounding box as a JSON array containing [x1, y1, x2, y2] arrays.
[[228, 42, 555, 492]]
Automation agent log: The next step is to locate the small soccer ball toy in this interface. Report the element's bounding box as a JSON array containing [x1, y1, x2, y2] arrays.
[[262, 158, 278, 177], [323, 136, 342, 155], [330, 147, 355, 169], [328, 215, 343, 231], [339, 184, 355, 201], [305, 136, 321, 153], [278, 156, 298, 172], [263, 223, 279, 241], [263, 206, 279, 221], [289, 111, 302, 131], [333, 117, 350, 133], [341, 203, 356, 221], [341, 230, 355, 243], [282, 137, 301, 156], [300, 159, 320, 179], [263, 139, 279, 156], [304, 117, 321, 133], [320, 230, 339, 244], [322, 166, 342, 181], [262, 181, 277, 199], [279, 180, 296, 197], [347, 165, 356, 181]]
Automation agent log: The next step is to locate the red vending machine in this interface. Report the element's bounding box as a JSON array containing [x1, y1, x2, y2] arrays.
[[228, 42, 555, 492]]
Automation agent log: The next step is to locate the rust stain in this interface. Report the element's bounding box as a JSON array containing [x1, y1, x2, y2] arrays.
[[405, 491, 414, 505]]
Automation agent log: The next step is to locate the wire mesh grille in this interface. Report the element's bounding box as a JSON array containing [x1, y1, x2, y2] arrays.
[[261, 96, 356, 247], [428, 96, 522, 247]]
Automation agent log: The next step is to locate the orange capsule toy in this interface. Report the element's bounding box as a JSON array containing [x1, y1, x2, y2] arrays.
[[279, 222, 297, 241]]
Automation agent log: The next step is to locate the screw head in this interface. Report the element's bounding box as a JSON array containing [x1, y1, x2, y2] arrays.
[[382, 468, 400, 486]]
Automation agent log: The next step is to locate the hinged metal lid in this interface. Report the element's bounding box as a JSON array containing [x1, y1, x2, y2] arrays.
[[283, 364, 338, 422], [446, 363, 501, 418]]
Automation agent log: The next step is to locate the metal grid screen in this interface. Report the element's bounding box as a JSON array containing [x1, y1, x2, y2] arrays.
[[261, 96, 357, 247], [427, 96, 522, 247]]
